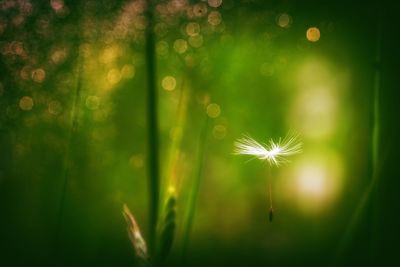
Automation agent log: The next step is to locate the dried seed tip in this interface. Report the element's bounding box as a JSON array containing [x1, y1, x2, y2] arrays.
[[122, 204, 149, 262], [157, 194, 177, 261], [269, 207, 274, 222]]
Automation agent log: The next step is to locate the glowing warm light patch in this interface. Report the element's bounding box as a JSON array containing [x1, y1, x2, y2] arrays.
[[289, 59, 348, 140], [282, 151, 344, 211], [306, 27, 320, 42], [291, 87, 338, 139], [297, 165, 328, 197]]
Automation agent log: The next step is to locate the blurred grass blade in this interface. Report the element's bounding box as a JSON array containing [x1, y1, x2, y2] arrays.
[[164, 79, 190, 197], [55, 52, 83, 245], [144, 0, 160, 256], [181, 116, 209, 264], [334, 13, 382, 264]]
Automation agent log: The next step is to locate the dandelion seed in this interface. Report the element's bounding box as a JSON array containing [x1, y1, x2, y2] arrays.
[[233, 132, 302, 166], [234, 132, 302, 221]]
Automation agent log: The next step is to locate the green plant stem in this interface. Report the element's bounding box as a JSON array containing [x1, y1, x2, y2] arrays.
[[145, 0, 160, 258], [55, 52, 83, 245], [164, 78, 189, 197], [181, 116, 209, 265], [333, 15, 382, 265]]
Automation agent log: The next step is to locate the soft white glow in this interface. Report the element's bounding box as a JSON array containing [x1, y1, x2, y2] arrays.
[[297, 164, 328, 197]]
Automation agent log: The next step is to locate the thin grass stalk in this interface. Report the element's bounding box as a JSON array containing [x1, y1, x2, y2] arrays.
[[55, 53, 83, 244], [333, 13, 382, 264], [154, 79, 189, 265], [181, 116, 209, 264], [145, 0, 160, 257], [369, 12, 382, 260]]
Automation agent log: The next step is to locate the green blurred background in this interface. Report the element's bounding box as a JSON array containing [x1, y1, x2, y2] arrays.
[[1, 0, 400, 266]]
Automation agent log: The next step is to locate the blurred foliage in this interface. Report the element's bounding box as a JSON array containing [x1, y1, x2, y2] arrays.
[[0, 0, 400, 266]]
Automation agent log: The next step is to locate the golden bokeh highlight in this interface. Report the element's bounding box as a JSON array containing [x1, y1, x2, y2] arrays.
[[101, 45, 121, 64], [48, 100, 62, 115], [277, 13, 292, 28], [206, 103, 221, 118], [19, 96, 34, 111], [173, 39, 188, 54], [156, 41, 169, 56], [193, 3, 208, 17], [306, 27, 321, 42], [20, 66, 32, 80], [213, 124, 227, 140], [188, 34, 204, 48], [208, 0, 222, 8], [186, 22, 201, 36], [51, 0, 64, 12], [51, 48, 67, 64], [162, 76, 176, 91], [31, 68, 46, 83], [121, 64, 135, 79], [208, 11, 222, 26], [107, 68, 121, 85]]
